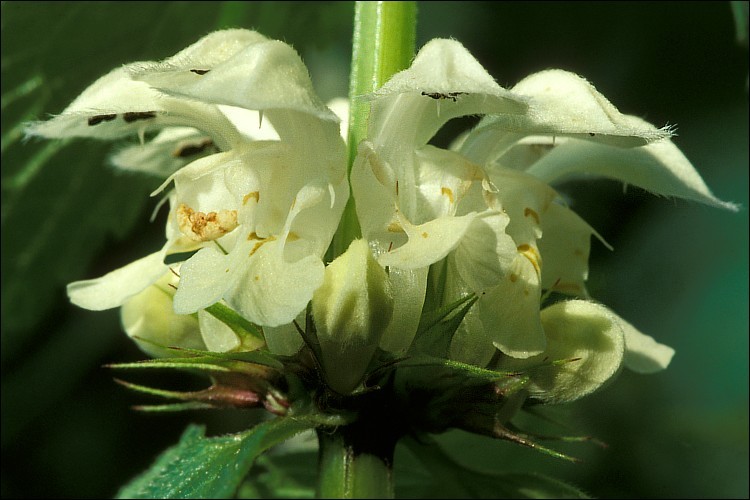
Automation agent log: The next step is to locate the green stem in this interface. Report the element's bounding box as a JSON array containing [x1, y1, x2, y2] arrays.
[[330, 0, 417, 260], [316, 426, 396, 499]]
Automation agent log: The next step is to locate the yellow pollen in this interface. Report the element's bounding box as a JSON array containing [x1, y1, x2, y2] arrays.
[[243, 191, 259, 205], [524, 207, 540, 225], [421, 232, 428, 238], [441, 186, 454, 204], [509, 273, 518, 283], [247, 232, 260, 241], [176, 203, 238, 241], [286, 232, 300, 242]]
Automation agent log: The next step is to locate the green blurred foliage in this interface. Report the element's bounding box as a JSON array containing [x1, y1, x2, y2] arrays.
[[1, 2, 747, 498]]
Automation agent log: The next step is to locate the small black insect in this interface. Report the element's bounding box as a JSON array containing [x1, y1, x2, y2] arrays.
[[190, 69, 210, 75], [122, 111, 157, 123], [421, 91, 467, 102], [87, 114, 117, 126]]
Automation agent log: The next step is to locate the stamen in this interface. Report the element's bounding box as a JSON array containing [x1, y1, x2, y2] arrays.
[[87, 114, 117, 126], [123, 111, 157, 123], [172, 139, 214, 158], [176, 203, 238, 241]]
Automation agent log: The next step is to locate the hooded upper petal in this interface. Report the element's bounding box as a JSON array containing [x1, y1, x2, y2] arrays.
[[132, 32, 338, 123], [525, 134, 740, 211]]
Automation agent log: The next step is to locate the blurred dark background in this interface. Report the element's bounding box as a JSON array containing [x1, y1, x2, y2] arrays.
[[2, 2, 747, 498]]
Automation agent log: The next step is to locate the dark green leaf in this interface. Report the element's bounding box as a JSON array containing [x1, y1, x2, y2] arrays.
[[116, 417, 317, 499], [240, 451, 318, 499]]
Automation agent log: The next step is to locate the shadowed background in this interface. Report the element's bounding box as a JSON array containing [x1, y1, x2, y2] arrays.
[[2, 2, 747, 498]]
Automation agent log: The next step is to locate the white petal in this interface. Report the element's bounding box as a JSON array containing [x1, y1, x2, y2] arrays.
[[26, 66, 239, 147], [484, 167, 557, 245], [615, 314, 675, 373], [495, 299, 626, 404], [67, 250, 167, 310], [371, 38, 526, 115], [413, 145, 480, 221], [172, 245, 236, 314], [197, 309, 241, 352], [525, 136, 739, 211], [378, 266, 429, 354], [26, 67, 163, 140], [377, 211, 478, 269], [351, 140, 401, 240], [136, 37, 337, 122], [538, 202, 604, 295], [111, 127, 215, 177], [226, 239, 324, 326], [445, 258, 497, 367], [510, 69, 671, 144], [364, 40, 526, 161], [452, 211, 517, 292], [458, 70, 672, 166], [160, 29, 267, 73], [479, 256, 547, 359]]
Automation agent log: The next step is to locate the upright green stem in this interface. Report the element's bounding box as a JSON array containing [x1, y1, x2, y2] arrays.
[[316, 426, 397, 499], [319, 5, 416, 494], [330, 0, 417, 260]]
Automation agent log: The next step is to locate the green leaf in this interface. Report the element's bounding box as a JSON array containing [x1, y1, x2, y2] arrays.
[[241, 451, 318, 499], [116, 417, 317, 499]]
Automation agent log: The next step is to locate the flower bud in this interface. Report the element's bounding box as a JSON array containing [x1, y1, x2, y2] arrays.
[[494, 300, 625, 404], [312, 239, 394, 394], [121, 269, 206, 357]]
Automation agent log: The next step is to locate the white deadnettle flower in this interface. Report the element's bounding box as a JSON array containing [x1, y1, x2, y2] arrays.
[[29, 29, 348, 351], [352, 39, 736, 377]]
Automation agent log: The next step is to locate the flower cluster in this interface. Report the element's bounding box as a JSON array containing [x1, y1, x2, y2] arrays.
[[28, 29, 735, 408], [28, 30, 349, 357]]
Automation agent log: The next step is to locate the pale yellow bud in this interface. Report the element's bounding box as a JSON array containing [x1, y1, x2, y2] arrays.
[[312, 239, 394, 394], [121, 269, 206, 357]]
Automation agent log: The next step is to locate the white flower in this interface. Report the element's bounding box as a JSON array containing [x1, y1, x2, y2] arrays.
[[30, 30, 349, 350], [351, 38, 736, 371]]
